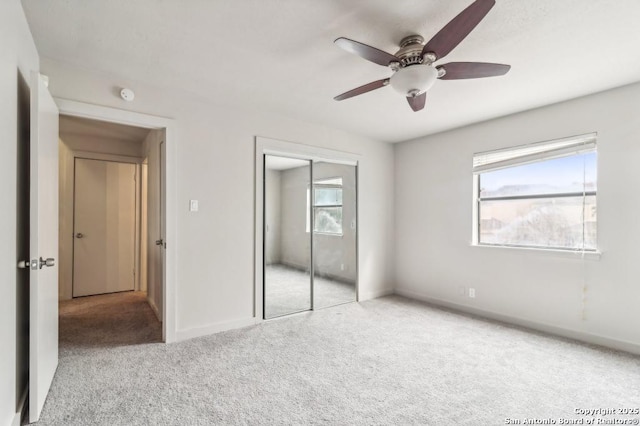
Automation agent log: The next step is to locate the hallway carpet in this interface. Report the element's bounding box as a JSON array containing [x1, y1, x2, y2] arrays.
[[34, 295, 640, 425], [58, 291, 162, 349]]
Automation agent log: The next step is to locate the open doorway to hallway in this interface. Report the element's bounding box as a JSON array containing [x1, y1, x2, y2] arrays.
[[58, 115, 165, 346]]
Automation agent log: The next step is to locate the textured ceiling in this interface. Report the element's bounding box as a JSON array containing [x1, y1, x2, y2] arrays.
[[22, 0, 640, 143]]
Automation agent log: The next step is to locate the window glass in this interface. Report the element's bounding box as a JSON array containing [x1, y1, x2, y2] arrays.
[[479, 195, 596, 250], [475, 144, 597, 251], [480, 153, 597, 198], [307, 179, 344, 235], [314, 207, 342, 234], [315, 187, 343, 206]]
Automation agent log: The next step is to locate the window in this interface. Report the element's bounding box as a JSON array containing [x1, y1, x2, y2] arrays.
[[307, 177, 343, 235], [473, 133, 597, 251]]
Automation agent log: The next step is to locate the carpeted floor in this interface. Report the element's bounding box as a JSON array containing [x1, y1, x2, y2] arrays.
[[264, 264, 356, 318], [58, 291, 162, 348], [34, 294, 640, 425]]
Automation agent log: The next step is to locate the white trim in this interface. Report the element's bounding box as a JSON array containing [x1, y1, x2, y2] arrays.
[[55, 98, 177, 343], [470, 242, 602, 260], [175, 317, 258, 342], [257, 136, 360, 165], [254, 136, 361, 322], [72, 150, 143, 163], [395, 287, 640, 356], [358, 287, 394, 301], [472, 132, 597, 173], [12, 389, 28, 426]]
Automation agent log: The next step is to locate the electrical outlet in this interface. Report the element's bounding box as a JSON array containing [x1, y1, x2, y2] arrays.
[[468, 288, 476, 298], [189, 199, 199, 212], [340, 263, 345, 271]]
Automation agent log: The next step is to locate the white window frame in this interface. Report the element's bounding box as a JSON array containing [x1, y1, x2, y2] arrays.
[[472, 133, 598, 252]]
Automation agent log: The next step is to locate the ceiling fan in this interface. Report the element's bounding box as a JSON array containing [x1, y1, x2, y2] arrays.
[[333, 0, 511, 112]]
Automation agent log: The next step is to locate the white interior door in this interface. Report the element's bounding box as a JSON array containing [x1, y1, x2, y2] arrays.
[[73, 158, 136, 297], [29, 72, 59, 423]]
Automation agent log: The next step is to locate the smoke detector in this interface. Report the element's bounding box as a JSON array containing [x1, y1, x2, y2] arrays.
[[120, 88, 135, 102]]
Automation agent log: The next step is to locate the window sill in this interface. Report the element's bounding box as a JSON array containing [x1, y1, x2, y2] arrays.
[[305, 231, 344, 237], [471, 243, 602, 260], [311, 232, 343, 237]]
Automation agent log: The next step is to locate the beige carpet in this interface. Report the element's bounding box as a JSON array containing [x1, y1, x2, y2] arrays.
[[34, 294, 640, 425]]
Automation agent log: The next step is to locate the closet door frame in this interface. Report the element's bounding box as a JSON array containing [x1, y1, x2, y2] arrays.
[[254, 136, 360, 322]]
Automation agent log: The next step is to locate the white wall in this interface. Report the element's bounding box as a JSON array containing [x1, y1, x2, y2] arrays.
[[58, 139, 74, 299], [40, 57, 395, 338], [264, 169, 282, 265], [395, 82, 640, 354], [142, 129, 163, 319], [0, 1, 40, 425], [140, 163, 148, 292], [279, 166, 310, 270], [60, 133, 143, 157]]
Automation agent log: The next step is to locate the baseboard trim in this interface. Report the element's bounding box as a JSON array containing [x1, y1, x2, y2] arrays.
[[175, 317, 258, 342], [359, 286, 394, 301], [12, 388, 27, 426], [147, 297, 161, 322], [395, 287, 640, 356]]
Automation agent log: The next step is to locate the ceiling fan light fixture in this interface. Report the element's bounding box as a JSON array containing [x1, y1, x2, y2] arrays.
[[390, 65, 438, 96]]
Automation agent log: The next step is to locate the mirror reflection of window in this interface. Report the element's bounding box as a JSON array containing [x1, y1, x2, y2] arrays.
[[306, 178, 343, 235]]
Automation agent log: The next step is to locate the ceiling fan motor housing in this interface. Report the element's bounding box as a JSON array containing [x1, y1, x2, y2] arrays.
[[395, 35, 429, 67]]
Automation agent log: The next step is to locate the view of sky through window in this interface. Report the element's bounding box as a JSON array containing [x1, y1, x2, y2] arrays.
[[480, 152, 597, 197]]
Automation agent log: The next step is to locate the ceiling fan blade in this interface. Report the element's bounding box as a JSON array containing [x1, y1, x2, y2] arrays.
[[437, 62, 510, 79], [335, 37, 400, 67], [406, 92, 427, 112], [334, 79, 389, 101], [422, 0, 496, 60]]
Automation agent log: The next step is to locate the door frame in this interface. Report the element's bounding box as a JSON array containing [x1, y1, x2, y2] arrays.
[[57, 99, 177, 343], [254, 136, 361, 322]]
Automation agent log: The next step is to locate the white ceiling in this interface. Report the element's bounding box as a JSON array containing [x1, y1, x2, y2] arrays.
[[22, 0, 640, 143]]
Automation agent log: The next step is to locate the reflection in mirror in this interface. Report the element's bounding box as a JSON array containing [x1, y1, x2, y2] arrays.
[[263, 155, 311, 319], [312, 161, 357, 309]]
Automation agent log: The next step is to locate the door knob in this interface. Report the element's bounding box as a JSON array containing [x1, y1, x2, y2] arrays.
[[75, 233, 84, 238], [17, 259, 32, 269], [39, 257, 55, 269]]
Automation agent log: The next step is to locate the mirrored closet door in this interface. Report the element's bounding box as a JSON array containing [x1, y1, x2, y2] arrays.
[[312, 161, 357, 309], [263, 155, 357, 319]]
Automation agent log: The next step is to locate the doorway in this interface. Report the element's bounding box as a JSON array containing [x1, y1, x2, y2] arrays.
[[56, 99, 175, 342], [58, 114, 166, 345], [260, 147, 359, 319]]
